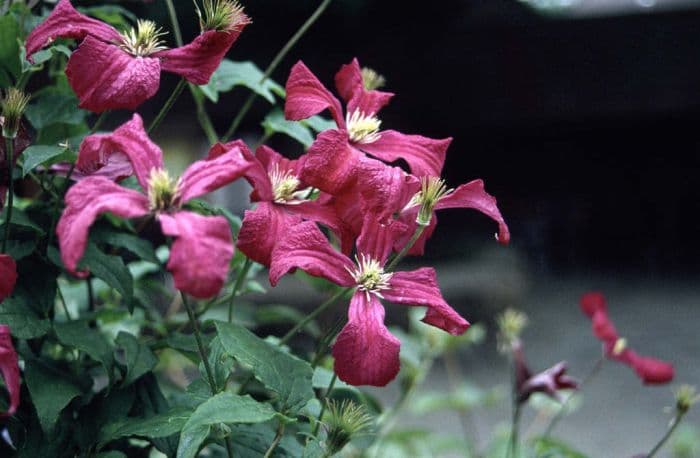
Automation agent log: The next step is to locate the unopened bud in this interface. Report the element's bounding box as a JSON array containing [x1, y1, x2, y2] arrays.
[[675, 385, 699, 414], [1, 89, 30, 139], [197, 0, 250, 33], [360, 67, 386, 91], [324, 399, 373, 455]]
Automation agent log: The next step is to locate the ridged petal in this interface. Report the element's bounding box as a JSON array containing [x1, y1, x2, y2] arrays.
[[384, 268, 469, 335], [158, 211, 233, 298], [300, 129, 361, 195], [356, 217, 407, 265], [284, 61, 345, 128], [268, 221, 354, 287], [66, 36, 161, 112], [0, 326, 20, 415], [237, 203, 301, 267], [241, 145, 274, 202], [157, 25, 250, 84], [25, 0, 121, 58], [357, 159, 420, 223], [579, 291, 608, 318], [360, 130, 450, 178], [0, 255, 17, 303], [332, 292, 400, 386], [436, 179, 510, 244], [334, 58, 394, 116], [57, 177, 149, 275]]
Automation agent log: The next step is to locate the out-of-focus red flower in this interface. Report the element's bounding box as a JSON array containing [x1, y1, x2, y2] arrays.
[[0, 325, 19, 416], [513, 341, 577, 403], [0, 255, 17, 303], [580, 292, 674, 385], [25, 0, 250, 112]]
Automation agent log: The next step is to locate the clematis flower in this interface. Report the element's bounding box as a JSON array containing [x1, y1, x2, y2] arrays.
[[580, 292, 674, 385], [236, 145, 349, 265], [513, 341, 577, 403], [0, 325, 19, 416], [56, 114, 252, 298], [25, 0, 250, 112], [284, 58, 452, 195], [269, 217, 469, 386]]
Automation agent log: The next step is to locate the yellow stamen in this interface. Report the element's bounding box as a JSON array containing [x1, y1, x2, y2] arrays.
[[346, 254, 393, 299], [147, 169, 179, 211], [269, 164, 301, 202], [119, 20, 168, 57], [360, 67, 386, 91], [346, 109, 381, 144]]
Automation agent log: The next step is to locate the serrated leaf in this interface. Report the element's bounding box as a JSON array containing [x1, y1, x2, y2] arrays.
[[177, 393, 277, 458], [199, 59, 284, 103], [24, 360, 82, 434], [101, 407, 192, 445], [115, 331, 158, 386], [55, 320, 115, 383], [262, 109, 314, 147], [21, 145, 68, 177], [0, 296, 51, 338], [24, 91, 88, 129], [78, 243, 134, 310], [215, 321, 314, 414], [91, 227, 160, 264]]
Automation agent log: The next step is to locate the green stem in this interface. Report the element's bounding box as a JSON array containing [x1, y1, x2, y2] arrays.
[[312, 373, 337, 436], [278, 287, 349, 346], [86, 277, 94, 312], [181, 293, 217, 394], [57, 286, 73, 321], [2, 137, 14, 253], [164, 0, 184, 47], [191, 84, 219, 144], [647, 409, 687, 458], [89, 111, 110, 134], [263, 421, 285, 458], [385, 225, 425, 272], [228, 258, 252, 322], [221, 0, 334, 141], [148, 78, 187, 134], [507, 402, 522, 458]]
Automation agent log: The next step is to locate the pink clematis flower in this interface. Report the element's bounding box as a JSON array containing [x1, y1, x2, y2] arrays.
[[580, 292, 674, 385], [269, 218, 469, 386], [56, 114, 252, 298], [236, 145, 349, 266], [284, 58, 452, 195], [25, 0, 250, 112]]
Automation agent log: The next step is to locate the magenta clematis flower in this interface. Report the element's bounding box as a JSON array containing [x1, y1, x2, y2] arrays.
[[513, 341, 577, 403], [284, 58, 452, 195], [269, 218, 469, 386], [56, 114, 252, 298], [25, 0, 250, 112], [580, 292, 674, 385], [236, 145, 349, 266]]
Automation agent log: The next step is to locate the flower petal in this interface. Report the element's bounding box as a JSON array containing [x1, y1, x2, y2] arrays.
[[625, 351, 674, 385], [57, 177, 150, 275], [176, 141, 251, 204], [359, 130, 451, 178], [240, 145, 274, 202], [384, 268, 469, 335], [591, 310, 618, 345], [57, 153, 133, 183], [334, 58, 394, 115], [394, 211, 437, 256], [519, 361, 578, 403], [237, 203, 301, 267], [157, 26, 250, 84], [300, 129, 362, 195], [356, 216, 408, 265], [66, 36, 161, 113], [357, 159, 420, 223], [332, 292, 401, 386], [580, 291, 607, 318], [158, 211, 234, 299], [284, 61, 345, 128], [436, 179, 510, 244], [25, 0, 121, 58], [269, 221, 354, 287], [0, 255, 17, 303], [0, 326, 20, 415]]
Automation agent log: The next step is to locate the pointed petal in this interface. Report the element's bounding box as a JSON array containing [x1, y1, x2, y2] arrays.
[[332, 292, 400, 386], [357, 216, 408, 265], [394, 211, 437, 257], [158, 211, 233, 298], [591, 310, 618, 344], [334, 58, 394, 115], [176, 142, 251, 204], [25, 0, 121, 58], [157, 26, 249, 84], [0, 255, 17, 303], [300, 129, 361, 195], [360, 130, 451, 177], [57, 177, 150, 275], [625, 351, 674, 385], [79, 114, 163, 190], [580, 291, 608, 318], [357, 159, 420, 222], [385, 268, 469, 335], [0, 326, 20, 415], [269, 221, 354, 287], [519, 361, 578, 402], [62, 153, 133, 182], [65, 36, 161, 113], [437, 179, 510, 244], [284, 61, 345, 127], [334, 58, 363, 102], [241, 145, 284, 202], [237, 203, 300, 267]]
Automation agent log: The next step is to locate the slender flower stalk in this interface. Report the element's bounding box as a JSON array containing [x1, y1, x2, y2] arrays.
[[312, 373, 337, 436], [147, 78, 187, 134], [647, 385, 698, 457], [1, 138, 13, 253], [222, 0, 333, 141], [385, 225, 425, 271], [228, 257, 252, 322], [278, 287, 349, 345]]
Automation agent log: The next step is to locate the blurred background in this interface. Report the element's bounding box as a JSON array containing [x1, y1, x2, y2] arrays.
[[96, 0, 700, 455]]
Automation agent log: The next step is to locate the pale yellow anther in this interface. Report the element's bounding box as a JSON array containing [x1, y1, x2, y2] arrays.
[[119, 20, 168, 57], [147, 169, 179, 211], [196, 0, 248, 33], [346, 109, 381, 144], [346, 254, 393, 299], [408, 177, 453, 226], [612, 337, 627, 356], [360, 67, 386, 91], [269, 164, 301, 202]]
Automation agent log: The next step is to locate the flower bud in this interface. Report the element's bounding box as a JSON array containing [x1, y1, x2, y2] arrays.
[[1, 89, 30, 139], [675, 385, 699, 414], [323, 400, 373, 455], [197, 0, 250, 33]]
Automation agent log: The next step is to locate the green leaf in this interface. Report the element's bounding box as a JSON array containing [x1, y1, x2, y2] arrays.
[[0, 15, 21, 83], [24, 360, 82, 434], [199, 59, 284, 103], [4, 238, 37, 260], [24, 91, 88, 129], [115, 331, 158, 386], [262, 109, 314, 147], [0, 296, 51, 338], [21, 145, 68, 177], [80, 5, 137, 28], [177, 393, 277, 458], [302, 115, 336, 133], [203, 336, 234, 393], [101, 407, 192, 445], [215, 321, 314, 414], [91, 227, 160, 264], [20, 44, 72, 72], [78, 243, 134, 309], [230, 423, 304, 458], [312, 366, 357, 392], [532, 437, 588, 458], [55, 320, 115, 383], [0, 206, 44, 233]]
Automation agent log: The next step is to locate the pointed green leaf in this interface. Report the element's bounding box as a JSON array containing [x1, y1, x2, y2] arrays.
[[302, 115, 336, 133], [24, 360, 82, 434], [0, 296, 50, 338], [55, 320, 115, 383], [78, 243, 134, 309], [100, 407, 192, 445], [115, 331, 158, 386], [91, 227, 160, 264], [199, 59, 284, 103], [262, 109, 314, 147], [24, 91, 88, 129], [21, 145, 69, 177], [0, 15, 20, 82]]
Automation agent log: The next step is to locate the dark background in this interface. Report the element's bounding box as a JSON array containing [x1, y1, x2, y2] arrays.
[[131, 0, 700, 275]]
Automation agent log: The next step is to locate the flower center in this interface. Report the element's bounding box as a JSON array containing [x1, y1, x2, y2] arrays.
[[347, 254, 393, 298], [196, 0, 249, 32], [147, 169, 180, 211], [407, 176, 453, 226], [269, 164, 301, 202], [360, 67, 386, 91], [346, 109, 381, 144], [119, 20, 168, 57]]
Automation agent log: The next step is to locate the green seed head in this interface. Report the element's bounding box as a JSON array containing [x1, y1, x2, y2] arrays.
[[360, 67, 386, 91], [324, 400, 373, 455], [120, 20, 168, 57], [196, 0, 250, 33], [1, 88, 30, 139]]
